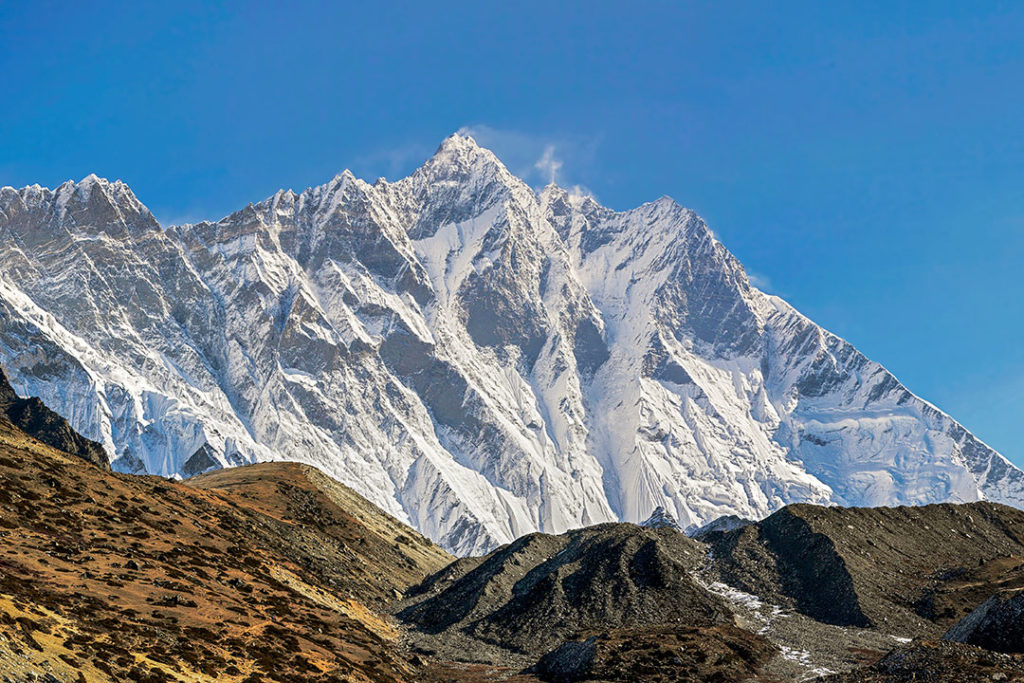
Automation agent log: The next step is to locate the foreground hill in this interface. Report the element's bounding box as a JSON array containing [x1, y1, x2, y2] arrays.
[[702, 502, 1024, 635], [2, 134, 1022, 555], [394, 500, 1024, 681], [396, 522, 736, 664], [2, 366, 1023, 681], [187, 463, 452, 607], [0, 416, 450, 681]]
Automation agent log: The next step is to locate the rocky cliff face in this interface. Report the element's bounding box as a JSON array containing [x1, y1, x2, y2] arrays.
[[1, 134, 1021, 554], [0, 366, 108, 468]]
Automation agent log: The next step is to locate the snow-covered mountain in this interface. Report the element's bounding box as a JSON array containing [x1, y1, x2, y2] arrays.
[[1, 133, 1021, 554]]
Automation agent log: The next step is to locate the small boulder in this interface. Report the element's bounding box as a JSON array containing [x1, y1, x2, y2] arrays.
[[530, 638, 597, 682]]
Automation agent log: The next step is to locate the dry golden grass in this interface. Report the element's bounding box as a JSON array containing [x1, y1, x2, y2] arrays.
[[0, 419, 447, 682]]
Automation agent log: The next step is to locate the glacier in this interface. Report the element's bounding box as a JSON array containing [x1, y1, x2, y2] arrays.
[[0, 134, 1021, 555]]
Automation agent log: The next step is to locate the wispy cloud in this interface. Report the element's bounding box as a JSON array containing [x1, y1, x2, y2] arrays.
[[534, 145, 563, 184], [747, 270, 777, 294], [457, 124, 602, 195], [325, 126, 603, 194]]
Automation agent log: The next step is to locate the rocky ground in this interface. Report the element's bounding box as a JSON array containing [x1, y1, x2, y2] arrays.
[[397, 500, 1024, 681], [528, 624, 778, 683], [395, 522, 734, 667], [701, 502, 1024, 634], [821, 639, 1024, 682]]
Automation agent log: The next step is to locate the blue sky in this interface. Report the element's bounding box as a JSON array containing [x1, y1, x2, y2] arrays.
[[2, 2, 1022, 465]]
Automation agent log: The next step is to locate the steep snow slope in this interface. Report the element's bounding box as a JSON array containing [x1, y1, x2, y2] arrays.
[[0, 134, 1020, 553], [542, 185, 1023, 526]]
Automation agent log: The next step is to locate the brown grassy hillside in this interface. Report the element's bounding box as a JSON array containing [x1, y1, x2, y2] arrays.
[[0, 417, 450, 682]]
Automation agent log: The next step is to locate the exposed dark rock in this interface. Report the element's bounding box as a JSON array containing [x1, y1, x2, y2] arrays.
[[182, 443, 220, 477], [944, 588, 1024, 654], [396, 522, 734, 664], [531, 638, 596, 682], [571, 316, 609, 376], [706, 502, 1024, 634], [0, 366, 109, 469]]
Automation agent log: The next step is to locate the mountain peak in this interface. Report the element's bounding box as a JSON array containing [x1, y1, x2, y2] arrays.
[[396, 132, 522, 222], [440, 130, 481, 149], [333, 168, 357, 184], [51, 173, 142, 206], [0, 174, 157, 237], [423, 131, 504, 172], [61, 173, 130, 196], [654, 194, 679, 207], [48, 174, 157, 233], [641, 506, 682, 530]]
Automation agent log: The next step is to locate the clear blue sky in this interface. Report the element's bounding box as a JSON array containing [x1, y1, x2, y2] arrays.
[[2, 2, 1022, 465]]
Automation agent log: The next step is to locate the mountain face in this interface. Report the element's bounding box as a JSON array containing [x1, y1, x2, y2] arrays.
[[1, 134, 1021, 554]]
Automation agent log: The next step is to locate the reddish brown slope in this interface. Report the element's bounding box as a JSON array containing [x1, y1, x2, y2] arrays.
[[0, 417, 449, 682]]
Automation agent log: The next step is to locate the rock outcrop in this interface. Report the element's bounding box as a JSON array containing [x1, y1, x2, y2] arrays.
[[705, 502, 1024, 633], [944, 588, 1024, 654], [0, 366, 108, 468]]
